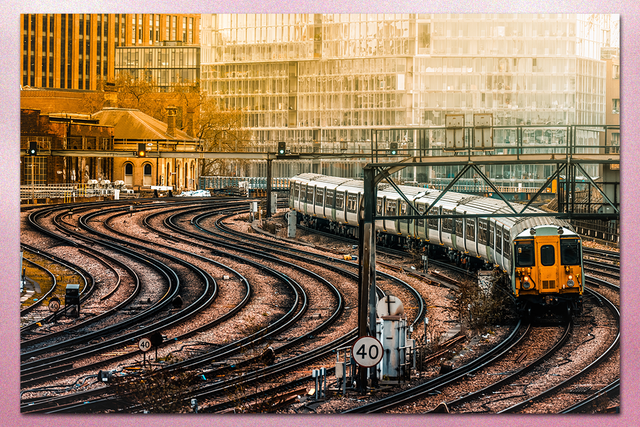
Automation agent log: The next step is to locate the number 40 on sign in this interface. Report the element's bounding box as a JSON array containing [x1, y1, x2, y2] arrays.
[[351, 336, 383, 367]]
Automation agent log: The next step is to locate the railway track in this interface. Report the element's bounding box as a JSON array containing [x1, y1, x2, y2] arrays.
[[20, 198, 619, 414]]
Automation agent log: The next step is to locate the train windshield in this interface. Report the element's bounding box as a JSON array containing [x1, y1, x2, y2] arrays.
[[560, 239, 581, 265], [515, 241, 535, 267], [541, 245, 555, 266]]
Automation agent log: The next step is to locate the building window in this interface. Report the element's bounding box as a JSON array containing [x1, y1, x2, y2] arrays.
[[613, 63, 619, 79], [612, 98, 620, 114], [143, 163, 152, 185], [609, 132, 620, 154]]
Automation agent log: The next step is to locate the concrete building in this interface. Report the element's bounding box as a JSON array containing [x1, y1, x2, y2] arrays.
[[200, 13, 618, 181]]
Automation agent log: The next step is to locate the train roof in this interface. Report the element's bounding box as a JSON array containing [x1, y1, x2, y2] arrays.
[[291, 174, 576, 235]]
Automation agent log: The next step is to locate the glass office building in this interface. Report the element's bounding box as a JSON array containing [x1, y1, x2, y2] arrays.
[[115, 42, 200, 90], [200, 14, 616, 180]]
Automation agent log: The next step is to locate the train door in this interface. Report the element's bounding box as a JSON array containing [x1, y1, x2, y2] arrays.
[[289, 181, 295, 208], [325, 188, 334, 220], [345, 191, 358, 224], [427, 206, 440, 244], [415, 203, 425, 240], [441, 208, 454, 247], [385, 199, 397, 234], [487, 221, 495, 264], [376, 196, 385, 231], [495, 223, 504, 268], [478, 219, 488, 260], [399, 200, 409, 236], [536, 237, 560, 294], [301, 184, 308, 214], [335, 190, 346, 223], [314, 186, 324, 217], [454, 209, 464, 252]]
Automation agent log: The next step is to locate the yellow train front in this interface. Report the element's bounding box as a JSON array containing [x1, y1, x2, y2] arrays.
[[512, 225, 584, 319]]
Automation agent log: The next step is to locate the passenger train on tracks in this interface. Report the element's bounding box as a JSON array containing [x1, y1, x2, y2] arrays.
[[288, 173, 583, 318]]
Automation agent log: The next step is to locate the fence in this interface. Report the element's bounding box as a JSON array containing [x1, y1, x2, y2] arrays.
[[199, 176, 290, 191]]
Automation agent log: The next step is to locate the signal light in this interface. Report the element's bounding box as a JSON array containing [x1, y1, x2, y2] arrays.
[[137, 143, 147, 158], [28, 141, 38, 156], [277, 141, 286, 156], [389, 142, 398, 156]]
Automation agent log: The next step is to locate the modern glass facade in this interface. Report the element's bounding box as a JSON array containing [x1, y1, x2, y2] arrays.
[[200, 13, 616, 180], [115, 43, 200, 90]]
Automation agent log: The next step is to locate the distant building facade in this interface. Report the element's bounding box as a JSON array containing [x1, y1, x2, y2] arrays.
[[92, 107, 200, 191], [200, 13, 618, 181], [20, 109, 114, 186], [21, 13, 200, 91]]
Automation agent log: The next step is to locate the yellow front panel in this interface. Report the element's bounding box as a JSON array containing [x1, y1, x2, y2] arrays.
[[535, 236, 559, 293]]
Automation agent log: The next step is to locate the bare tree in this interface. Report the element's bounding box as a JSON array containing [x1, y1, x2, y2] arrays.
[[196, 97, 252, 177]]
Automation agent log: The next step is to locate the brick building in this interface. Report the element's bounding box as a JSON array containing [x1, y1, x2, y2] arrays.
[[92, 107, 200, 191], [20, 109, 115, 186]]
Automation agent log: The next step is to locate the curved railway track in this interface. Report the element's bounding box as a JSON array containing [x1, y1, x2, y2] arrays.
[[20, 198, 619, 414]]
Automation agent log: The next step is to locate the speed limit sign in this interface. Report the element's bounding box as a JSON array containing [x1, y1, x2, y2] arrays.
[[48, 297, 60, 313], [352, 336, 383, 367], [138, 337, 152, 352]]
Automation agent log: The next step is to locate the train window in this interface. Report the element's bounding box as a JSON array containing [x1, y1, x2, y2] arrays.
[[347, 193, 358, 213], [386, 200, 396, 216], [489, 222, 495, 248], [301, 185, 307, 203], [377, 198, 384, 215], [306, 186, 315, 204], [478, 219, 488, 244], [515, 241, 535, 267], [442, 209, 453, 233], [560, 239, 581, 265], [540, 245, 555, 266], [326, 189, 334, 208], [427, 209, 438, 230], [496, 227, 502, 254], [294, 183, 300, 201], [315, 187, 324, 206], [335, 192, 344, 209], [503, 230, 510, 259], [466, 219, 475, 242]]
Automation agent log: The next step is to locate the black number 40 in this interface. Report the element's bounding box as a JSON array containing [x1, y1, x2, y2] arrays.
[[356, 343, 379, 361]]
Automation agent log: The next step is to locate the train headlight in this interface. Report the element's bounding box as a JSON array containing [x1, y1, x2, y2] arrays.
[[567, 275, 575, 288], [522, 276, 532, 290]]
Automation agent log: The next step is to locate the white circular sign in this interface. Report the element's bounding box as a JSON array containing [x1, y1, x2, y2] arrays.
[[376, 295, 404, 317], [48, 298, 60, 313], [138, 337, 152, 352], [351, 336, 383, 367]]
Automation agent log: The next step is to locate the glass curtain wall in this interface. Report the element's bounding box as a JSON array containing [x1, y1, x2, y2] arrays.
[[200, 13, 612, 179]]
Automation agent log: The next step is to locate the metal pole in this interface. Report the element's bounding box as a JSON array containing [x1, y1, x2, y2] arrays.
[[363, 166, 378, 389], [266, 158, 272, 217]]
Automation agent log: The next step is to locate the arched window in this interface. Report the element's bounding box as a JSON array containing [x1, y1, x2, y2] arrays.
[[124, 163, 133, 186], [143, 163, 152, 186]]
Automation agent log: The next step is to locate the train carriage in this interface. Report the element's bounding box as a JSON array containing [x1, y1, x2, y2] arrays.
[[288, 174, 584, 317]]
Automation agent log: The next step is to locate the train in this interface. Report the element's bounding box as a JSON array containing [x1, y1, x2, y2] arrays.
[[288, 173, 584, 318]]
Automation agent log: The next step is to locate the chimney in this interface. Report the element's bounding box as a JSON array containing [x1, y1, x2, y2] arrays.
[[186, 107, 195, 137], [103, 82, 117, 108], [166, 106, 177, 137]]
